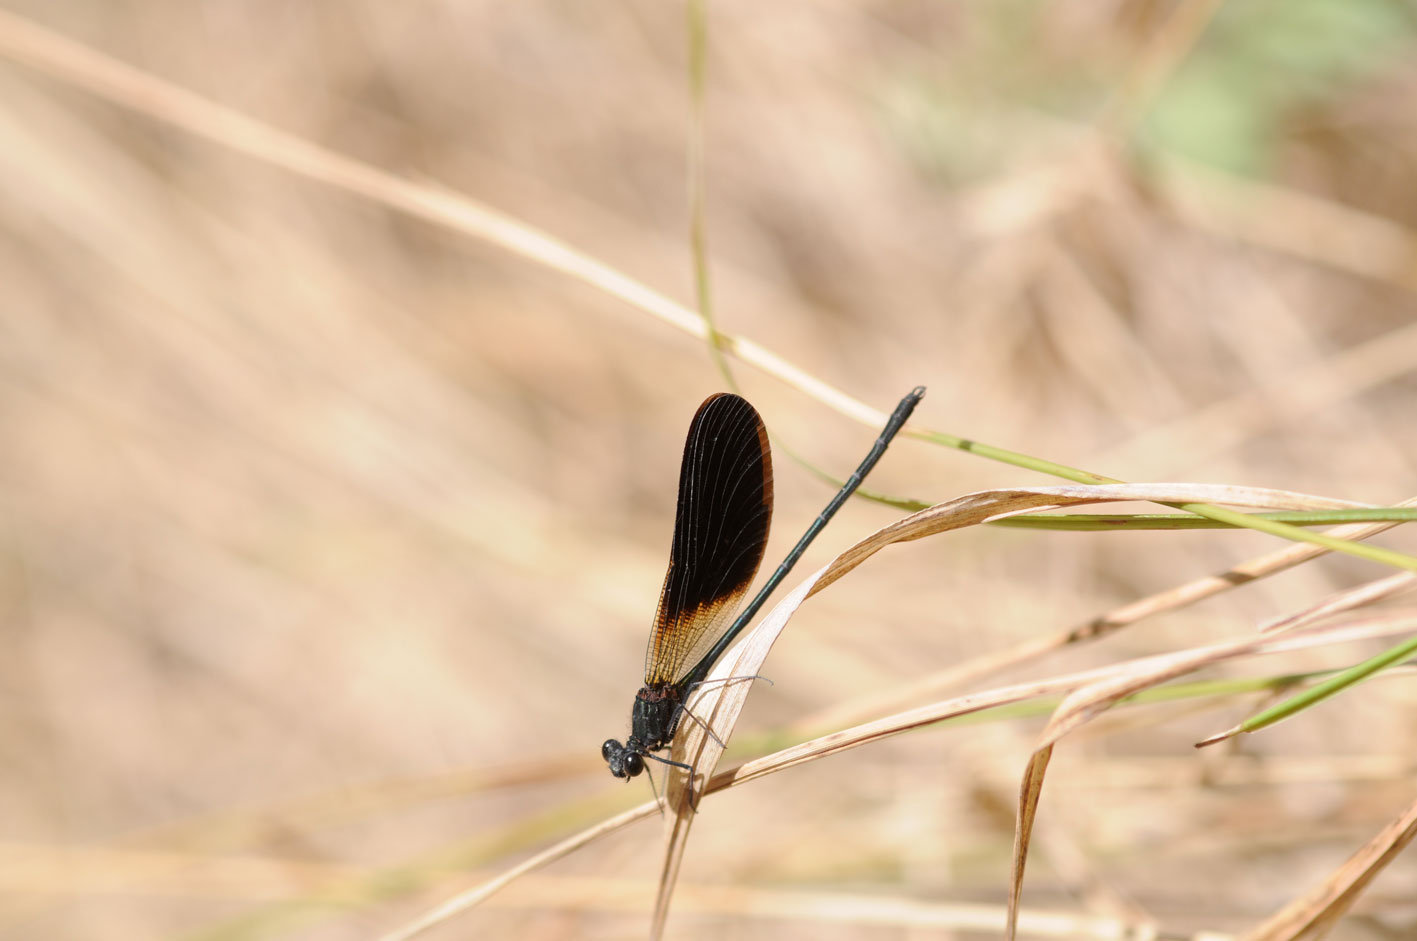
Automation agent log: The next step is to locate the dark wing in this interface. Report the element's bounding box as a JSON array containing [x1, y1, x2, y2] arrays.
[[645, 394, 774, 687]]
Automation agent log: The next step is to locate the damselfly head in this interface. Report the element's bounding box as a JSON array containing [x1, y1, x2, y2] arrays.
[[601, 739, 644, 779]]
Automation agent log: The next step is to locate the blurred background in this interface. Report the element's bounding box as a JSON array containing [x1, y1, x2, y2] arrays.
[[2, 1, 1417, 938]]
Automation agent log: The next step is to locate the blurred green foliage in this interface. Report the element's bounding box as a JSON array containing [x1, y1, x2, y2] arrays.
[[883, 0, 1417, 181], [1143, 0, 1417, 174]]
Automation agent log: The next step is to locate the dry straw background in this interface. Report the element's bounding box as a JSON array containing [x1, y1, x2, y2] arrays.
[[3, 2, 1417, 939]]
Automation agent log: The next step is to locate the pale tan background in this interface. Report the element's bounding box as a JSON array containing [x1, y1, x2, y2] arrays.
[[1, 2, 1417, 938]]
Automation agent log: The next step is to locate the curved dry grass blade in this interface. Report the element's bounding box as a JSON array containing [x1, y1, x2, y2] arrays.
[[807, 482, 1368, 601], [652, 571, 824, 938], [709, 621, 1413, 795], [377, 801, 659, 941], [1046, 613, 1417, 751], [1006, 745, 1053, 941], [1000, 612, 1417, 933], [386, 484, 1392, 940], [800, 496, 1417, 735], [649, 482, 1378, 936], [713, 668, 1125, 792], [700, 616, 1417, 939], [1259, 571, 1417, 634], [674, 616, 1417, 939], [1244, 793, 1417, 941]]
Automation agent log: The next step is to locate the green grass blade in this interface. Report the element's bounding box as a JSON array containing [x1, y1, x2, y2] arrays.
[[1225, 633, 1417, 737]]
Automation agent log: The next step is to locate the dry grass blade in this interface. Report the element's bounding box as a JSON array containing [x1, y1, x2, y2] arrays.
[[801, 496, 1417, 734], [313, 576, 1417, 939], [1259, 571, 1417, 634], [713, 664, 1143, 793], [1005, 746, 1054, 941], [808, 482, 1366, 602], [1003, 611, 1417, 934], [1039, 616, 1417, 751], [1245, 793, 1417, 941], [694, 616, 1417, 938], [657, 556, 1092, 936], [376, 802, 659, 941], [376, 613, 1417, 941], [652, 572, 825, 938], [700, 623, 1415, 800], [647, 481, 1374, 935]]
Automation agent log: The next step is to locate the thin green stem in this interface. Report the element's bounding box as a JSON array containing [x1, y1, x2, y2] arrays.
[[1227, 635, 1417, 737], [686, 0, 733, 390]]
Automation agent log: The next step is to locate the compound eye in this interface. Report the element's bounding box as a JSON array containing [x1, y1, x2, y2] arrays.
[[624, 753, 644, 777], [601, 740, 619, 763]]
